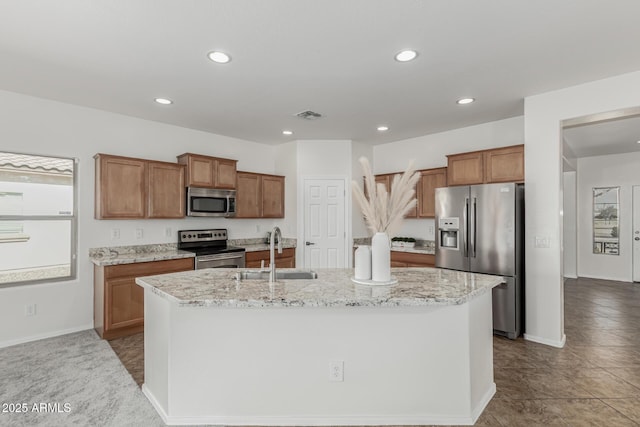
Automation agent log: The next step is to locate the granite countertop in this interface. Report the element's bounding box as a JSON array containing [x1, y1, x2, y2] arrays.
[[89, 244, 196, 266], [89, 239, 298, 266], [135, 267, 503, 308], [241, 241, 296, 252], [353, 243, 435, 255]]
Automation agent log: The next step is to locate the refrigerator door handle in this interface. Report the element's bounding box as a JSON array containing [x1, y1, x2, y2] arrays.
[[463, 197, 469, 257], [470, 197, 477, 258]]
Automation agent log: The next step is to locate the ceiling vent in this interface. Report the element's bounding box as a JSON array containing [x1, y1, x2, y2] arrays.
[[295, 110, 322, 120]]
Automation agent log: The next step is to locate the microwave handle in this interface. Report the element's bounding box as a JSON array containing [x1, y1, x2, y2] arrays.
[[227, 195, 235, 215]]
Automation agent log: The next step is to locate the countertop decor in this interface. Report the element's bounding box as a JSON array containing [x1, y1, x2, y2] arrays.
[[352, 157, 420, 282]]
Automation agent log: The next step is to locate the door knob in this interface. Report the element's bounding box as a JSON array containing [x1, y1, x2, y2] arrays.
[[305, 241, 316, 246], [635, 237, 640, 241]]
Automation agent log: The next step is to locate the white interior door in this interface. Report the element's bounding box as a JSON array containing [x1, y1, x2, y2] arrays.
[[303, 179, 346, 268], [633, 186, 640, 282]]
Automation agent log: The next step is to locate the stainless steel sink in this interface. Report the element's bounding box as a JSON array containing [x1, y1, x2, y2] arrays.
[[235, 270, 318, 280]]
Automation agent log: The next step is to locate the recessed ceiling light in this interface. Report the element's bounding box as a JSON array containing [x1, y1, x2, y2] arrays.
[[377, 126, 389, 132], [154, 98, 173, 105], [395, 50, 418, 62], [282, 130, 293, 136], [208, 51, 231, 64], [457, 98, 475, 105]]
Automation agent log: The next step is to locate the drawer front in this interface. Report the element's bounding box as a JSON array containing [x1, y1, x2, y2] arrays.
[[105, 258, 194, 279]]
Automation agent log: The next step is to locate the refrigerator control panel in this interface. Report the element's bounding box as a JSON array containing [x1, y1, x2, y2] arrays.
[[438, 217, 459, 230]]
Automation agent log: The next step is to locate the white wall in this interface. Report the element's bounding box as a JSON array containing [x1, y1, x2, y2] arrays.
[[0, 89, 280, 347], [524, 70, 640, 348], [373, 116, 525, 240], [562, 171, 577, 279], [295, 140, 353, 267], [576, 152, 640, 281]]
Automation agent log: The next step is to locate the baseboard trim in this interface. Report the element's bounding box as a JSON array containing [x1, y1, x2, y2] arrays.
[[563, 274, 578, 279], [578, 274, 632, 282], [0, 324, 94, 349], [524, 333, 566, 348], [142, 383, 495, 426], [471, 382, 496, 423]]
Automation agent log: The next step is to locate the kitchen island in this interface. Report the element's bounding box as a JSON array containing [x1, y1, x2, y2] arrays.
[[136, 267, 502, 426]]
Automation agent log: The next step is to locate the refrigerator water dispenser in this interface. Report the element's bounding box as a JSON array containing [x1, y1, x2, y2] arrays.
[[438, 217, 459, 249]]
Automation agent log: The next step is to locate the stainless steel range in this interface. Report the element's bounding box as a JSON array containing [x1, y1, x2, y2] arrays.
[[178, 229, 246, 270]]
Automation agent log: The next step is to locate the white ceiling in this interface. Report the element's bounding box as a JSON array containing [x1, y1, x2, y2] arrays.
[[563, 115, 640, 158], [2, 0, 640, 146]]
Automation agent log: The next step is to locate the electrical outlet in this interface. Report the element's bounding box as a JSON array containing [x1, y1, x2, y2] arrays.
[[535, 236, 550, 248], [135, 228, 144, 239], [25, 303, 37, 317], [329, 360, 344, 382], [428, 225, 434, 235], [164, 227, 172, 238], [256, 225, 261, 233], [110, 228, 120, 240]]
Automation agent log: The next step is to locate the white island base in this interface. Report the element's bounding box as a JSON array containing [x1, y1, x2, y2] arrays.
[[141, 285, 495, 426]]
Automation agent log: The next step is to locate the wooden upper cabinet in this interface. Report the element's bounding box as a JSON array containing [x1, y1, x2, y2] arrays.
[[95, 154, 147, 219], [236, 171, 261, 218], [446, 151, 484, 186], [418, 167, 447, 218], [447, 145, 524, 186], [186, 155, 216, 187], [95, 154, 186, 219], [262, 174, 285, 218], [484, 144, 524, 183], [177, 153, 237, 189], [236, 171, 285, 218], [217, 158, 238, 189], [375, 174, 391, 192], [147, 161, 185, 218]]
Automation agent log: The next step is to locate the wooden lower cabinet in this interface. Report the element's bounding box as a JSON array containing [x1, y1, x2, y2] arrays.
[[94, 257, 194, 340], [245, 248, 295, 268], [390, 251, 435, 267]]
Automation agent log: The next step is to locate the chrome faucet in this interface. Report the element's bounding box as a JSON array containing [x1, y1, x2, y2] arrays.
[[269, 226, 283, 283]]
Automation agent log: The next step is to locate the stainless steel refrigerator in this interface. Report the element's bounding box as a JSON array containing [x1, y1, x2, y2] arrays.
[[435, 182, 524, 339]]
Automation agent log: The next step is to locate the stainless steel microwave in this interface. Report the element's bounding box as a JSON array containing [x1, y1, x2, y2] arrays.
[[186, 187, 236, 217]]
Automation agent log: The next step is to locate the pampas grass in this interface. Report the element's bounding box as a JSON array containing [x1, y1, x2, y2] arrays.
[[352, 157, 420, 237]]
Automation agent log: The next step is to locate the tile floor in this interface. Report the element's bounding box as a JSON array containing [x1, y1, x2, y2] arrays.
[[109, 276, 640, 426]]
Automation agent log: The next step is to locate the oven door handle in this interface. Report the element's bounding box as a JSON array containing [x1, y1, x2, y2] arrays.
[[197, 254, 244, 262]]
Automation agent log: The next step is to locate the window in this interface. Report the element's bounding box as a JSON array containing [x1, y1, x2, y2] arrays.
[[0, 152, 77, 286]]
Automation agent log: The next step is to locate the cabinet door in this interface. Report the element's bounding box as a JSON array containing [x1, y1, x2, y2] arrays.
[[187, 155, 216, 187], [148, 161, 185, 218], [236, 172, 261, 218], [374, 174, 391, 193], [447, 151, 484, 186], [107, 277, 144, 331], [485, 145, 524, 183], [262, 175, 285, 218], [418, 168, 447, 218], [95, 154, 146, 219], [390, 251, 435, 267], [216, 159, 237, 189]]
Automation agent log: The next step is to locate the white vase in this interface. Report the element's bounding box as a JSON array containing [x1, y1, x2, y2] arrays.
[[354, 245, 372, 280], [371, 232, 391, 282]]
